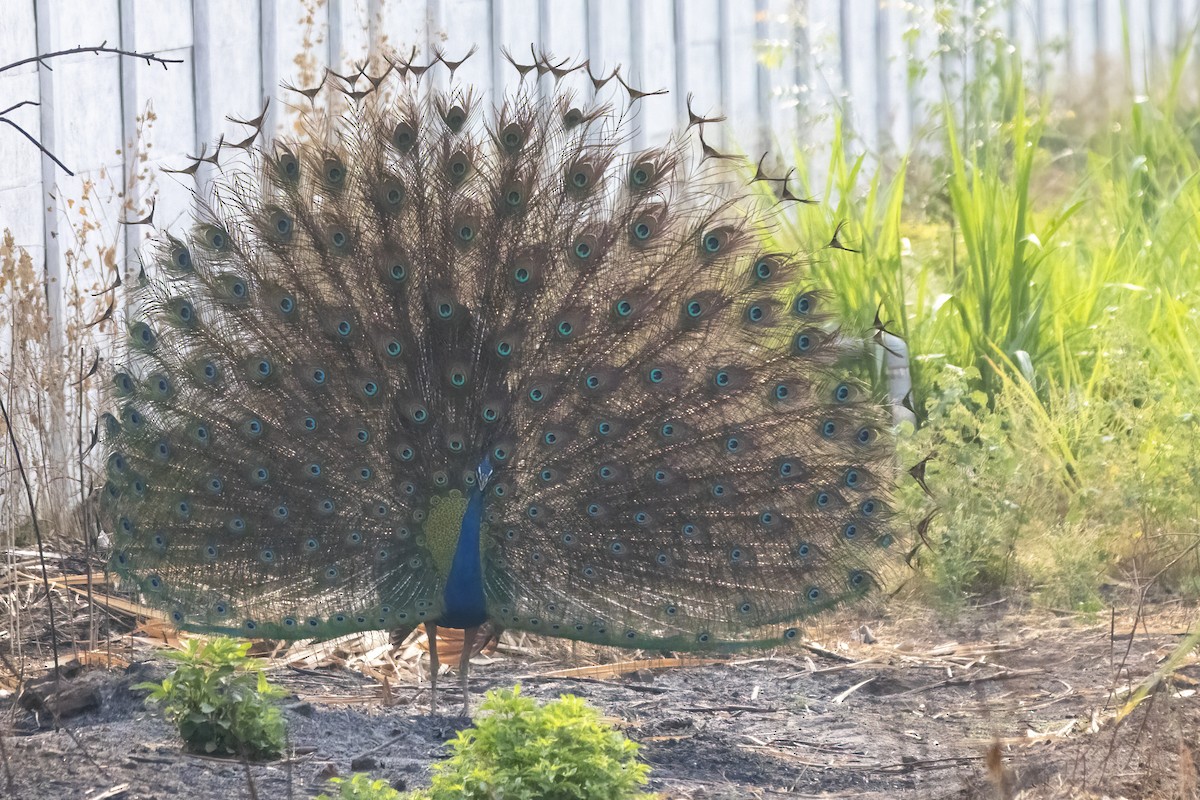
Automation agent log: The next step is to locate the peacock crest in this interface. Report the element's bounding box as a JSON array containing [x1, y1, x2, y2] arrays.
[[102, 46, 899, 664]]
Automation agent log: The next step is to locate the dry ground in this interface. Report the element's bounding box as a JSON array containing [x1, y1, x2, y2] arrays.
[[2, 568, 1199, 799]]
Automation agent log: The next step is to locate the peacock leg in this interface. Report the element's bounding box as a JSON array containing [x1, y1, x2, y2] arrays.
[[460, 625, 479, 715], [425, 622, 440, 715]]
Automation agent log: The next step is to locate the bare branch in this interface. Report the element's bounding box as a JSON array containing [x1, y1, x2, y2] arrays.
[[0, 42, 184, 76], [0, 117, 74, 175], [0, 99, 38, 116]]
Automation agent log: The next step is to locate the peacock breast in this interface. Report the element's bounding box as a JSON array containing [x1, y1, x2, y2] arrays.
[[423, 491, 472, 579]]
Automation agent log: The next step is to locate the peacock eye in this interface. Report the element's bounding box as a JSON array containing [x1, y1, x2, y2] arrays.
[[448, 152, 470, 179], [569, 233, 599, 264], [393, 122, 415, 151], [501, 123, 525, 150], [270, 210, 293, 237], [630, 161, 656, 187], [324, 159, 346, 186]]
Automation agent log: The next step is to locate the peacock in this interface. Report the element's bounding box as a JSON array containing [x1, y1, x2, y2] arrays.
[[101, 47, 899, 713]]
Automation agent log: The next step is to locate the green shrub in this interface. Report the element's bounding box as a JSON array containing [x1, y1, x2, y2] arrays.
[[137, 637, 287, 760], [413, 686, 652, 800], [317, 773, 403, 800]]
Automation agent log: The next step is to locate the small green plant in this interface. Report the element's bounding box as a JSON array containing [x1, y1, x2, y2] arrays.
[[412, 686, 652, 800], [317, 773, 403, 800], [137, 637, 287, 760]]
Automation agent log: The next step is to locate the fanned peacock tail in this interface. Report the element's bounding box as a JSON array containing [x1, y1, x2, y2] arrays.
[[102, 48, 899, 652]]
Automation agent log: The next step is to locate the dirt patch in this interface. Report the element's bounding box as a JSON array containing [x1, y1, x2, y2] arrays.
[[3, 606, 1199, 799]]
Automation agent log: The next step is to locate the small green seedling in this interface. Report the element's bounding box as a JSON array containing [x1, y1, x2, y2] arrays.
[[137, 637, 287, 760], [317, 773, 403, 800]]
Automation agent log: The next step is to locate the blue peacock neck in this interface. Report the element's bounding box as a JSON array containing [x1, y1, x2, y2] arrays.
[[436, 460, 490, 629]]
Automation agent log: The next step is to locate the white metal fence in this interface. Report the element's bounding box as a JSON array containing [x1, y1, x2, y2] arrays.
[[0, 0, 1194, 530], [2, 1, 1196, 282]]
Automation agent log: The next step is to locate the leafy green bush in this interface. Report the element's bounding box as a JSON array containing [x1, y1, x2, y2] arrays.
[[317, 773, 403, 800], [137, 637, 287, 760], [412, 686, 651, 800]]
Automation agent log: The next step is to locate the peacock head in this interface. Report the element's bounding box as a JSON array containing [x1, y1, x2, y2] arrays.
[[476, 456, 494, 491]]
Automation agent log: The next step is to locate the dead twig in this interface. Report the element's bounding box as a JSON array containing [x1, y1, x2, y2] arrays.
[[0, 394, 59, 679], [883, 667, 1044, 697]]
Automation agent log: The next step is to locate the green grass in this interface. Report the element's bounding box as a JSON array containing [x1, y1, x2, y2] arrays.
[[760, 19, 1200, 607]]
